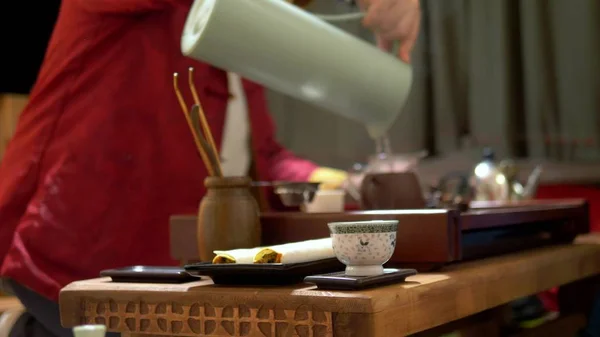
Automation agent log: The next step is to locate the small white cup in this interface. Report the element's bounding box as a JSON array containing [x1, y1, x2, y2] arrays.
[[302, 190, 345, 213], [328, 220, 398, 276], [73, 325, 107, 337]]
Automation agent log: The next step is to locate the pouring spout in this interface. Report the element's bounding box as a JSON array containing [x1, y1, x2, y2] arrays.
[[522, 165, 543, 199]]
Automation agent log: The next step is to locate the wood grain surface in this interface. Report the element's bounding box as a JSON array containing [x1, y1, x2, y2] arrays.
[[60, 243, 600, 336], [0, 297, 22, 313]]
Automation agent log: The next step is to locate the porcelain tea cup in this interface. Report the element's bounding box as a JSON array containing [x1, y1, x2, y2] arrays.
[[327, 220, 398, 276]]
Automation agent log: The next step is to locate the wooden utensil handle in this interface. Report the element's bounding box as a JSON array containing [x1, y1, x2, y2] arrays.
[[191, 105, 222, 177]]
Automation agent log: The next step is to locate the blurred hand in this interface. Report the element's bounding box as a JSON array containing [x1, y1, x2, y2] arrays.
[[309, 167, 348, 190], [358, 0, 421, 63]]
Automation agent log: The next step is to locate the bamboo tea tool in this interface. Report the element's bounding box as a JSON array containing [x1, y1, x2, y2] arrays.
[[172, 69, 222, 177], [188, 67, 221, 173], [191, 104, 221, 176], [174, 68, 259, 261]]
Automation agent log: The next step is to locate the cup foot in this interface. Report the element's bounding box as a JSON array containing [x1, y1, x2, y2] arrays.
[[345, 265, 384, 277]]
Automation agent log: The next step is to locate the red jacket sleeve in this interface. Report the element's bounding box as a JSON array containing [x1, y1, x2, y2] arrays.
[[74, 0, 178, 14], [242, 80, 318, 182]]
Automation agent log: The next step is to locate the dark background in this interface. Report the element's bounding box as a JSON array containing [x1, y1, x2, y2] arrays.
[[1, 2, 61, 94]]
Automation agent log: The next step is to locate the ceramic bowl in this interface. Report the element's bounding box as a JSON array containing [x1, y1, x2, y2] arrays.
[[252, 181, 321, 207], [273, 182, 321, 207], [327, 220, 398, 276]]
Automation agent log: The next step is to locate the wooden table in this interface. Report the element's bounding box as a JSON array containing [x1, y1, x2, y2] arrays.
[[60, 244, 600, 337], [0, 94, 28, 160], [0, 296, 22, 314]]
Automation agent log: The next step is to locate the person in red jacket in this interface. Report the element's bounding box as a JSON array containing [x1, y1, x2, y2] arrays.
[[0, 1, 420, 336]]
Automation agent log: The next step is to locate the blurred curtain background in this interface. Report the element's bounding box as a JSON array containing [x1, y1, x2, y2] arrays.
[[267, 0, 600, 169], [1, 0, 598, 167]]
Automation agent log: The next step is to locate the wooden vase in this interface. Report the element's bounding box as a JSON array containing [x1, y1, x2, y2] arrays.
[[197, 176, 261, 261]]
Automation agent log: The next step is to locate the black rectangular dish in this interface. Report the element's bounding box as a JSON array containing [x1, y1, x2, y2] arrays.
[[100, 266, 199, 283], [304, 268, 418, 290], [184, 258, 345, 285]]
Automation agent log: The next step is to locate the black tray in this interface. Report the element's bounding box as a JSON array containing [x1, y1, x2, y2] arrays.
[[100, 266, 199, 284], [184, 258, 345, 285], [304, 268, 418, 290]]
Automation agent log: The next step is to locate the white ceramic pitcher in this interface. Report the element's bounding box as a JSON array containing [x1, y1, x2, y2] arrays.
[[180, 0, 413, 138]]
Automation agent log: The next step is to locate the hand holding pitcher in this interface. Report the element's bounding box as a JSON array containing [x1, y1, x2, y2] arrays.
[[358, 0, 421, 62]]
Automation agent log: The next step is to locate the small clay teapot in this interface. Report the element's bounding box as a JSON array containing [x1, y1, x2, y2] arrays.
[[359, 172, 426, 210], [346, 150, 427, 202]]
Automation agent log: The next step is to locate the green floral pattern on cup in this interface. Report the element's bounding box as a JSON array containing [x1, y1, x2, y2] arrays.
[[328, 220, 398, 234], [332, 232, 397, 266]]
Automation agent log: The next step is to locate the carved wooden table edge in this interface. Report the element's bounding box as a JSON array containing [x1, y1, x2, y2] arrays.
[[60, 244, 600, 337], [59, 278, 378, 337]]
